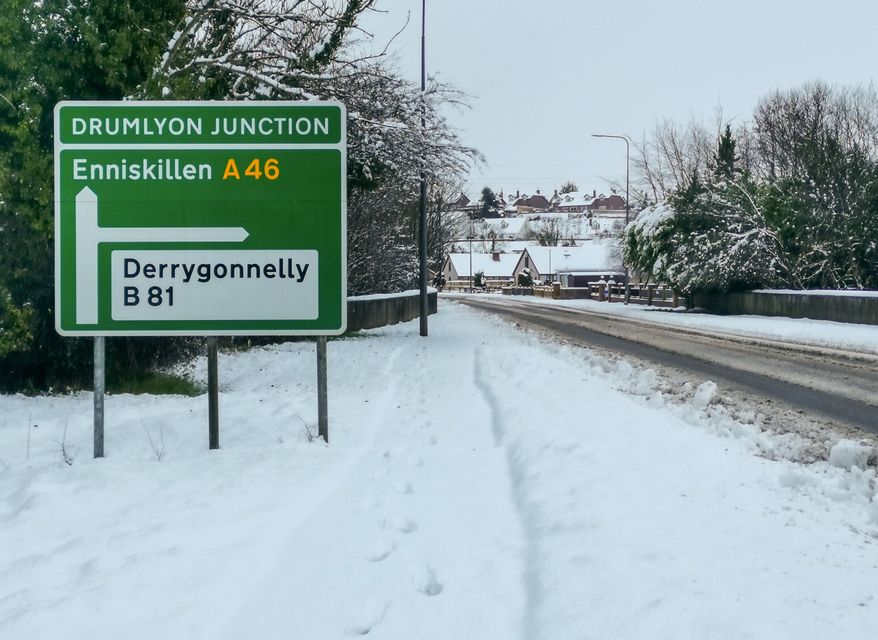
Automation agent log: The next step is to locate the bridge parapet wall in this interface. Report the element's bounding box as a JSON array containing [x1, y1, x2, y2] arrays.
[[692, 291, 878, 325], [347, 290, 438, 331]]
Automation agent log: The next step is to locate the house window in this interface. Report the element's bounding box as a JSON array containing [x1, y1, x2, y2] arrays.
[[525, 256, 530, 268]]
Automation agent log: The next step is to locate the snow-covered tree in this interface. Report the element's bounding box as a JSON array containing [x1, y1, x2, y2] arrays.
[[624, 128, 791, 294], [625, 176, 792, 294], [629, 82, 878, 292], [144, 0, 478, 191], [142, 0, 481, 295], [755, 83, 878, 288]]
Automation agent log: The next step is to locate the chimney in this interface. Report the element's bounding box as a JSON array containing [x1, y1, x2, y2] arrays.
[[593, 189, 596, 198], [492, 252, 501, 262], [536, 189, 541, 195], [516, 189, 520, 198]]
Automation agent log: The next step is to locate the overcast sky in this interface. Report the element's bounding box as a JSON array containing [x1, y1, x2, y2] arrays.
[[359, 0, 878, 199]]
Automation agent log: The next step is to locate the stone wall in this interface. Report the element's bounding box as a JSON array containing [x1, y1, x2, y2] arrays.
[[347, 290, 438, 331], [692, 291, 878, 325]]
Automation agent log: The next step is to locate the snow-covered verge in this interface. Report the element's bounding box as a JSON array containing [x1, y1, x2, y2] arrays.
[[1, 302, 877, 638]]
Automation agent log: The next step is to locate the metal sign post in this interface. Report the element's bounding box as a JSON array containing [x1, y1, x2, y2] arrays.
[[317, 336, 328, 443], [55, 101, 348, 451], [207, 337, 219, 449], [93, 336, 105, 458]]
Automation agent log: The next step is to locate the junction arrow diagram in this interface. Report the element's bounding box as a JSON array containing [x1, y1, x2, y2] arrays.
[[74, 186, 249, 325]]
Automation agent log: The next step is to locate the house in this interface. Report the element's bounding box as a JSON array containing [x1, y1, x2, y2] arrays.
[[588, 193, 627, 213], [441, 252, 519, 282], [450, 192, 481, 216], [512, 190, 551, 213], [553, 190, 628, 215], [451, 193, 471, 209], [553, 191, 594, 213], [512, 242, 621, 283]]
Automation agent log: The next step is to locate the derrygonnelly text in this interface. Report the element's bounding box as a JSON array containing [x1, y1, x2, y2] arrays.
[[123, 257, 310, 284]]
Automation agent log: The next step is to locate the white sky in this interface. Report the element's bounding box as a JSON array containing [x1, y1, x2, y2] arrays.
[[359, 0, 878, 198]]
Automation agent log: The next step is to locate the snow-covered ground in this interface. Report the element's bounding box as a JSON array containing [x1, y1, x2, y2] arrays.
[[1, 301, 877, 639]]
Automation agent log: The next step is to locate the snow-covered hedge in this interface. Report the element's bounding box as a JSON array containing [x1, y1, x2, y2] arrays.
[[625, 182, 790, 294]]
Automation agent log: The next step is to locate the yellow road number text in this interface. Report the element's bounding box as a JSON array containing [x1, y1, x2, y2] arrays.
[[223, 158, 280, 180]]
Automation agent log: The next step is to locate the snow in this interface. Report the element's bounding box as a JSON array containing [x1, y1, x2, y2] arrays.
[[691, 380, 718, 409], [829, 440, 875, 470], [349, 287, 436, 301], [2, 301, 878, 638], [628, 200, 676, 238]]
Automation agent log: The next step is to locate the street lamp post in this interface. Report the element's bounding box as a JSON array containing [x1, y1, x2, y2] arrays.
[[591, 133, 630, 303], [468, 217, 474, 293], [418, 0, 429, 336]]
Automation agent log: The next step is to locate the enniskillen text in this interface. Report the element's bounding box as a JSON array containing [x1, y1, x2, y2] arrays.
[[72, 158, 212, 181]]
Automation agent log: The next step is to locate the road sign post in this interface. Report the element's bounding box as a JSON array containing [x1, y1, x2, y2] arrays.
[[207, 337, 219, 450], [55, 101, 347, 451], [93, 336, 105, 459]]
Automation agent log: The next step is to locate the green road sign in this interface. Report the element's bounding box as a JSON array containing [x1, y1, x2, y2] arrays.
[[54, 101, 347, 336]]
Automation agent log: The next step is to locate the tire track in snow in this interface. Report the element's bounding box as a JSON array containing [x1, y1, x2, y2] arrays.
[[473, 345, 543, 640]]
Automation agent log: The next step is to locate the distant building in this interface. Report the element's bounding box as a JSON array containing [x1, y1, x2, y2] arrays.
[[512, 242, 621, 283], [441, 252, 519, 282], [553, 190, 627, 214], [589, 193, 627, 214], [512, 190, 551, 213], [451, 192, 480, 216], [451, 186, 629, 220]]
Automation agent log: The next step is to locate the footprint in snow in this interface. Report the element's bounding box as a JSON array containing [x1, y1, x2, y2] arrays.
[[344, 599, 389, 636], [381, 515, 418, 534], [365, 537, 396, 563], [413, 565, 443, 597], [394, 481, 414, 495]]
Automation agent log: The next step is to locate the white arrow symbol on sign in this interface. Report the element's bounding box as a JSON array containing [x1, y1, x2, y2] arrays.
[[75, 186, 249, 325]]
